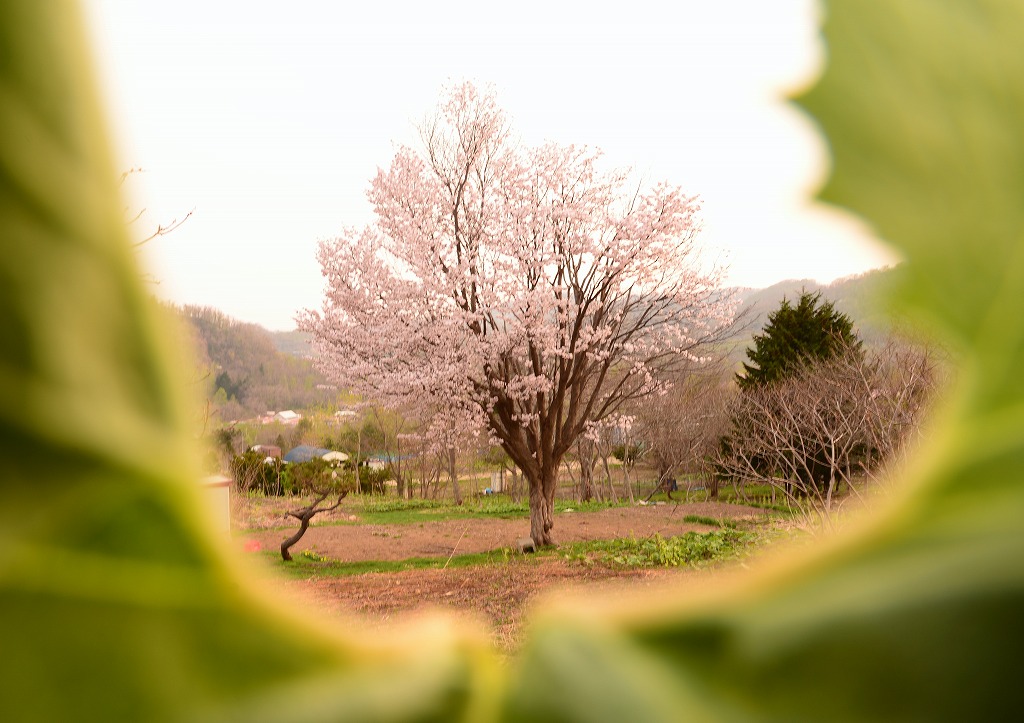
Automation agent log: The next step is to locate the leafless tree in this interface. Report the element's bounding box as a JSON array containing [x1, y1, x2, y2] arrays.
[[119, 167, 194, 248], [717, 340, 941, 517], [635, 367, 734, 500]]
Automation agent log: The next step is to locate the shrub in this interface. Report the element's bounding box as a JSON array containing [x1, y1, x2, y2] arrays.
[[230, 450, 283, 495]]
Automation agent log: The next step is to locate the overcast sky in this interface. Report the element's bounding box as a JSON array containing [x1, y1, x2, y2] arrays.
[[84, 0, 896, 331]]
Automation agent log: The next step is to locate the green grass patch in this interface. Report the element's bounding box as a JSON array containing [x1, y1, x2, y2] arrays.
[[462, 497, 528, 517], [247, 495, 626, 529], [560, 529, 756, 569], [358, 498, 446, 514], [268, 547, 517, 578], [682, 514, 738, 529], [352, 497, 452, 524], [681, 485, 799, 515], [352, 508, 460, 525], [350, 495, 623, 524], [554, 499, 621, 514]]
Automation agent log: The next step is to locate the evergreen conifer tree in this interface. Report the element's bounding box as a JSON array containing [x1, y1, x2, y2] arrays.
[[738, 290, 861, 389]]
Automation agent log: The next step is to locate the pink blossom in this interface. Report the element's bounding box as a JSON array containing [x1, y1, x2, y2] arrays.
[[300, 83, 735, 545]]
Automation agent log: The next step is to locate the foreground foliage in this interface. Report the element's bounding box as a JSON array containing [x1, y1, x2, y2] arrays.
[[2, 1, 1022, 721]]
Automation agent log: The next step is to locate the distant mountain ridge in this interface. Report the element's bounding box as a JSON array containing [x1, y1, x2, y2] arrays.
[[731, 267, 898, 351], [266, 270, 897, 355]]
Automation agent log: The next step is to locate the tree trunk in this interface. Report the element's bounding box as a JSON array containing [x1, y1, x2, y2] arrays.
[[448, 448, 462, 505], [577, 441, 595, 503], [355, 429, 361, 494], [280, 512, 312, 561], [528, 472, 556, 547], [602, 455, 618, 503], [280, 491, 347, 561], [579, 468, 594, 503]]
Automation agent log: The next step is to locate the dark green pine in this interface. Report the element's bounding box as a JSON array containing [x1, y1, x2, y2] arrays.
[[738, 290, 861, 389]]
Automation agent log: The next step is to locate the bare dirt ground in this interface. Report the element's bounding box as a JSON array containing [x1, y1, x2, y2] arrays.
[[242, 501, 768, 649], [244, 501, 766, 562], [287, 559, 697, 650]]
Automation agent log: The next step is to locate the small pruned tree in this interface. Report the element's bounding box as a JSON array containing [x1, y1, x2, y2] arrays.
[[739, 290, 861, 390], [302, 83, 735, 546], [280, 458, 354, 561]]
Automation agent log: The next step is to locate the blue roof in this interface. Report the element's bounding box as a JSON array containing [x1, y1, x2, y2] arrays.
[[283, 445, 333, 463]]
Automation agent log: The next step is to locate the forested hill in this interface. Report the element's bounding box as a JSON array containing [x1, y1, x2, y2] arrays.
[[732, 267, 898, 349], [174, 305, 335, 420]]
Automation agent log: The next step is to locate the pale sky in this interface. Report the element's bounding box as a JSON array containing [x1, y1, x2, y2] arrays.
[[85, 0, 896, 331]]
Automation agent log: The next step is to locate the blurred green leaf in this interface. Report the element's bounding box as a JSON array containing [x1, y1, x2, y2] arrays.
[[2, 0, 1022, 721], [798, 1, 1024, 410]]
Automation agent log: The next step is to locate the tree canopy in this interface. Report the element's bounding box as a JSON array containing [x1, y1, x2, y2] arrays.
[[738, 290, 861, 389]]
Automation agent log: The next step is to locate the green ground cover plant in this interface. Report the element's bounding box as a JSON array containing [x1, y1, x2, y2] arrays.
[[269, 548, 515, 579], [352, 495, 621, 525], [269, 528, 761, 580], [561, 530, 757, 569], [681, 514, 739, 529]]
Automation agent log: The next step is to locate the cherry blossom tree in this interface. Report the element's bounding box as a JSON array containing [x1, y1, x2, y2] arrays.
[[301, 83, 735, 546]]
